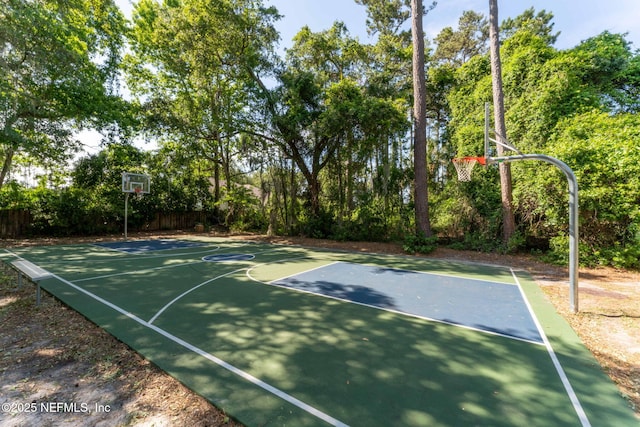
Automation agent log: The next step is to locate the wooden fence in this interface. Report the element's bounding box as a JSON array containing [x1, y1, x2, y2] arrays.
[[146, 211, 207, 231], [0, 210, 32, 238], [0, 209, 211, 238]]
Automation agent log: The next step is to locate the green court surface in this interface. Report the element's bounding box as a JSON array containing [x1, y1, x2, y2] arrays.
[[2, 237, 637, 426]]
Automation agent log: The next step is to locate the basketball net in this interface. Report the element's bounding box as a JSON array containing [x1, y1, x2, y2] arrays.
[[134, 187, 143, 200], [452, 157, 486, 182]]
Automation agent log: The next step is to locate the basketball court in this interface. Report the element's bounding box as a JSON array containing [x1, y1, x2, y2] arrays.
[[2, 237, 636, 426]]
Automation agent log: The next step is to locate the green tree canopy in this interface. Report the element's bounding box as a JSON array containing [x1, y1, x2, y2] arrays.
[[500, 7, 559, 45], [544, 111, 640, 267], [0, 0, 128, 188], [125, 0, 280, 202], [447, 21, 640, 263], [433, 10, 488, 66]]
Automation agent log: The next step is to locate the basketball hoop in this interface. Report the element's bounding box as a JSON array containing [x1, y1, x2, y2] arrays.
[[134, 186, 143, 200], [452, 156, 486, 182], [122, 172, 151, 240]]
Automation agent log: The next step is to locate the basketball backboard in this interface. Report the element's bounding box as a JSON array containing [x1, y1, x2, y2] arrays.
[[122, 172, 151, 194]]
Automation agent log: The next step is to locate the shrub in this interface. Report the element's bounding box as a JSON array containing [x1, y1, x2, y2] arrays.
[[403, 233, 438, 255]]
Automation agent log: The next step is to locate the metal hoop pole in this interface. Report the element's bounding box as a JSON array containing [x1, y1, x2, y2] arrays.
[[485, 103, 522, 155], [488, 154, 579, 313], [484, 102, 490, 158], [124, 192, 129, 241]]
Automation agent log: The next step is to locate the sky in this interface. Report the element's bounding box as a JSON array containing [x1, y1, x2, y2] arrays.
[[115, 0, 640, 52], [264, 0, 640, 51]]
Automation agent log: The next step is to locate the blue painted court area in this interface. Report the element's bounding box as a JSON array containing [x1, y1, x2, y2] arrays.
[[271, 261, 543, 343], [94, 239, 206, 253]]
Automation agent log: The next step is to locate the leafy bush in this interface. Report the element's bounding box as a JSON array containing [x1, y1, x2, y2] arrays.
[[218, 185, 266, 232], [331, 197, 391, 242], [544, 233, 640, 269], [403, 233, 438, 255], [541, 111, 640, 267], [297, 208, 334, 239], [0, 182, 36, 209]]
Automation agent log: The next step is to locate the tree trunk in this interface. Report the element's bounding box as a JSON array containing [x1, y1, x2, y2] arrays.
[[489, 0, 516, 242], [308, 172, 322, 217], [383, 135, 391, 212], [346, 130, 355, 214], [289, 158, 297, 233], [411, 0, 432, 237], [0, 146, 15, 190]]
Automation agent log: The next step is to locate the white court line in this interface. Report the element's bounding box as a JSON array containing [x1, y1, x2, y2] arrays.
[[247, 259, 545, 346], [47, 272, 349, 427], [269, 259, 516, 287], [87, 239, 268, 259], [149, 268, 247, 324], [350, 261, 517, 286], [511, 269, 591, 427], [102, 246, 222, 259], [7, 247, 586, 425], [265, 260, 341, 284], [9, 246, 223, 266], [73, 260, 206, 283], [72, 244, 289, 283], [90, 240, 210, 254], [148, 248, 308, 323], [73, 244, 284, 282]]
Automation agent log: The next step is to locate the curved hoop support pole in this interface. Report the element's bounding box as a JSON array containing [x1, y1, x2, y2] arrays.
[[488, 154, 580, 313]]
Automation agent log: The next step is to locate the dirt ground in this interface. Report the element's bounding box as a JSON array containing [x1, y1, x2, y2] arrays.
[[0, 231, 638, 426]]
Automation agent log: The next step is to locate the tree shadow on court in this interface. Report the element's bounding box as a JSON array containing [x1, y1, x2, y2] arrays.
[[24, 244, 637, 427], [371, 266, 422, 275], [153, 273, 631, 427], [280, 278, 397, 310], [352, 253, 517, 282]]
